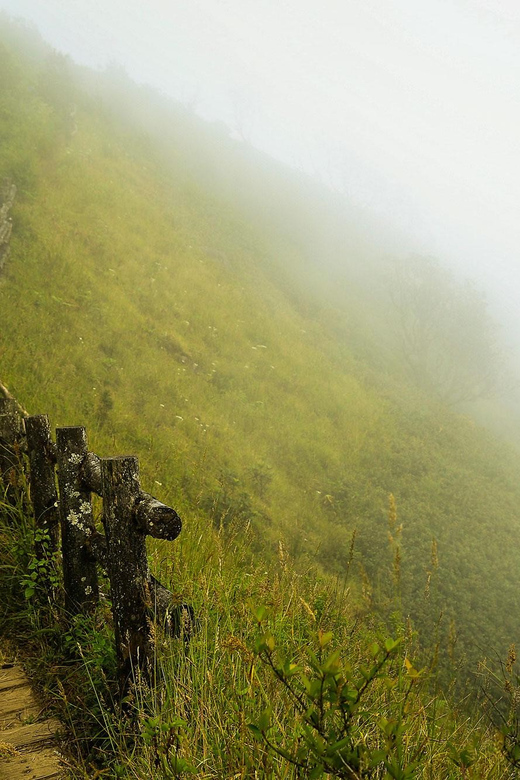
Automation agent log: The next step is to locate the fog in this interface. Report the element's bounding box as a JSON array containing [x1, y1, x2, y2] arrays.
[[2, 0, 520, 337], [4, 2, 520, 701]]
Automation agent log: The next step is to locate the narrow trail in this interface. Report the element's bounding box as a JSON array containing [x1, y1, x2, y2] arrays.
[[0, 660, 66, 779]]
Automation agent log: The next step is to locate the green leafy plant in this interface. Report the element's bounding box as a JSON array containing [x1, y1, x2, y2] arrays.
[[0, 17, 519, 778], [447, 743, 476, 778], [249, 606, 425, 778], [19, 526, 60, 600]]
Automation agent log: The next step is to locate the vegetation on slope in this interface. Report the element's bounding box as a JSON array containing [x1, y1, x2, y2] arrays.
[[1, 15, 520, 776], [2, 477, 517, 778]]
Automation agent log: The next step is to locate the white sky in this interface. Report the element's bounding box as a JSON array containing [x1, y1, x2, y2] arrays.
[[1, 0, 520, 334]]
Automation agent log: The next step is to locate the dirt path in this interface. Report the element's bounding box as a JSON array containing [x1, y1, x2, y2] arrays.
[[0, 662, 67, 779]]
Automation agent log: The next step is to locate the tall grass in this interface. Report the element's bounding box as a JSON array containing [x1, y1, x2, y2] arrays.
[[0, 479, 511, 777], [1, 17, 520, 777]]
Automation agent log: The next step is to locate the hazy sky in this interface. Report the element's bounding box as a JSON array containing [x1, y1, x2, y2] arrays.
[[1, 0, 520, 333]]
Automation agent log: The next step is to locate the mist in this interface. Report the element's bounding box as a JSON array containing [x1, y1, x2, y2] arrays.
[[2, 0, 520, 426], [1, 0, 519, 307], [6, 6, 520, 764]]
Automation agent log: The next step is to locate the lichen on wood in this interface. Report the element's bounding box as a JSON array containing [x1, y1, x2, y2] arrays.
[[81, 451, 102, 495], [86, 528, 191, 638], [56, 427, 99, 613], [25, 415, 59, 558], [135, 494, 182, 540], [101, 455, 153, 693], [0, 398, 25, 503], [83, 451, 182, 539]]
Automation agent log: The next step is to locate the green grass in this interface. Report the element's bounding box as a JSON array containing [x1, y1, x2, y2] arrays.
[[2, 12, 520, 670], [0, 483, 512, 778], [2, 14, 520, 777]]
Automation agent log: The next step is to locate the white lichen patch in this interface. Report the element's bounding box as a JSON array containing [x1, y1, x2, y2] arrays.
[[66, 482, 80, 498], [68, 510, 87, 532]]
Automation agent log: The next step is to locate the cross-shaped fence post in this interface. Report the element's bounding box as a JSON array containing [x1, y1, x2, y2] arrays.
[[101, 455, 182, 694]]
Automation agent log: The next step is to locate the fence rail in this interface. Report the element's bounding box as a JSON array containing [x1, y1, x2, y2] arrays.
[[0, 391, 191, 695]]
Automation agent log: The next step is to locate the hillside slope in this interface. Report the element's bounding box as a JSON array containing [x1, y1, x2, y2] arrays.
[[1, 16, 520, 683]]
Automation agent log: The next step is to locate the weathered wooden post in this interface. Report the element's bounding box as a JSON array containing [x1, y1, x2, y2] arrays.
[[56, 427, 99, 614], [100, 455, 182, 694], [25, 415, 59, 558], [81, 448, 188, 631], [101, 456, 152, 693], [0, 397, 25, 504]]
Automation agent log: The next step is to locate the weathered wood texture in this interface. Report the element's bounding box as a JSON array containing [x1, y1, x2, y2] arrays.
[[55, 427, 98, 614], [101, 456, 153, 692], [136, 493, 182, 540], [2, 384, 188, 695], [26, 416, 59, 558], [83, 451, 182, 539], [0, 663, 65, 779], [0, 398, 25, 467], [0, 380, 29, 417], [0, 684, 38, 728], [85, 533, 192, 637], [81, 450, 102, 495], [0, 398, 25, 504], [0, 749, 64, 780]]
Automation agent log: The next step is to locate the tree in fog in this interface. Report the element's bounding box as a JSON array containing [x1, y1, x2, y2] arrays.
[[390, 256, 507, 406]]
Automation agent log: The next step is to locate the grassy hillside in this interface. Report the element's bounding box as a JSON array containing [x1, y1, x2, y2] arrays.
[[2, 14, 520, 759], [2, 12, 520, 672]]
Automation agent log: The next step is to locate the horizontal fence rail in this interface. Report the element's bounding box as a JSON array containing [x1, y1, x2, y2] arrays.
[[0, 392, 192, 695]]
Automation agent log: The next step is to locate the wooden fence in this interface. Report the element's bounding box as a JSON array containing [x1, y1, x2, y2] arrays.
[[0, 391, 191, 695]]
